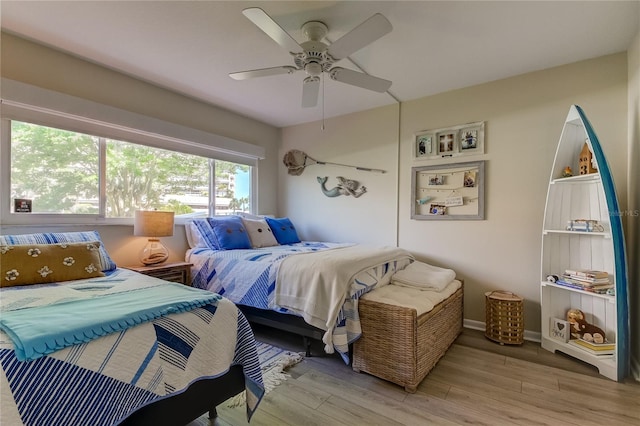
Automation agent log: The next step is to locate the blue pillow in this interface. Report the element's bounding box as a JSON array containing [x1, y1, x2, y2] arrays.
[[265, 217, 300, 245], [0, 230, 117, 272], [206, 216, 252, 250]]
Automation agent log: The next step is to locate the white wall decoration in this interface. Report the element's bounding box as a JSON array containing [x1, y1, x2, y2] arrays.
[[415, 121, 485, 160]]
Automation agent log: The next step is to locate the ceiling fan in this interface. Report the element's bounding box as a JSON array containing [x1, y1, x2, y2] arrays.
[[230, 7, 393, 108]]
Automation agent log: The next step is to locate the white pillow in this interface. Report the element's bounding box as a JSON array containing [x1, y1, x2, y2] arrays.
[[184, 222, 206, 248], [241, 217, 279, 248]]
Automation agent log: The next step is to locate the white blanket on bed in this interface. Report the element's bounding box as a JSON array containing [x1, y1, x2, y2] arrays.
[[275, 245, 414, 352], [391, 261, 456, 291]]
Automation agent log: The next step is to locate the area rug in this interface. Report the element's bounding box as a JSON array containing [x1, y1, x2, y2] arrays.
[[254, 340, 304, 392], [188, 341, 303, 425], [225, 340, 304, 407]]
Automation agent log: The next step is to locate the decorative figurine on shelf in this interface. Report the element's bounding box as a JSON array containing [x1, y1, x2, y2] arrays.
[[579, 141, 597, 175], [566, 308, 606, 343], [561, 166, 573, 177]]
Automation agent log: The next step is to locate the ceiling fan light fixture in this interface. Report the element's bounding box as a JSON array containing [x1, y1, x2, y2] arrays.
[[304, 61, 323, 76]]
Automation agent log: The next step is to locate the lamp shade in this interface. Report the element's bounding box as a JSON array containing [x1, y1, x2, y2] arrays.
[[134, 210, 174, 237]]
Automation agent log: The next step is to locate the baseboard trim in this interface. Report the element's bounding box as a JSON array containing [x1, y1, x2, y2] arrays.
[[465, 320, 639, 382], [463, 319, 541, 343]]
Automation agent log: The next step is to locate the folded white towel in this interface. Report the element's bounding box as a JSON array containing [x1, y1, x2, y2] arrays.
[[362, 280, 461, 315], [391, 261, 456, 291]]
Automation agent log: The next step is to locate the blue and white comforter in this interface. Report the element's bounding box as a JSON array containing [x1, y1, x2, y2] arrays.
[[187, 242, 413, 362], [0, 269, 264, 425]]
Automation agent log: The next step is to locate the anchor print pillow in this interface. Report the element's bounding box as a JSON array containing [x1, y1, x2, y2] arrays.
[[1, 241, 105, 287]]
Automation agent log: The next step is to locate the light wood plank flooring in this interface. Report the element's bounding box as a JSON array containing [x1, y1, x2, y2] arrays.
[[212, 325, 640, 426]]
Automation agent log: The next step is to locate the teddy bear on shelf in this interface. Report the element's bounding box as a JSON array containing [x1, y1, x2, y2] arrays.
[[566, 309, 606, 343]]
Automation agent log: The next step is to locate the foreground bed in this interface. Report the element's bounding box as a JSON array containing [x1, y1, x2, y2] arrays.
[[0, 232, 264, 425]]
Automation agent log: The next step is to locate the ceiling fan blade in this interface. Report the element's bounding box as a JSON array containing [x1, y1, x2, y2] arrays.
[[229, 66, 297, 80], [329, 67, 391, 93], [301, 77, 320, 108], [327, 13, 392, 60], [242, 7, 303, 54]]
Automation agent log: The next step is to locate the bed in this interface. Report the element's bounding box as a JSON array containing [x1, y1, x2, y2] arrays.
[[0, 231, 264, 426], [185, 216, 415, 362]]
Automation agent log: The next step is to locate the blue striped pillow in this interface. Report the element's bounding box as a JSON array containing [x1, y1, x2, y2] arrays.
[[0, 231, 117, 272], [190, 218, 220, 250]]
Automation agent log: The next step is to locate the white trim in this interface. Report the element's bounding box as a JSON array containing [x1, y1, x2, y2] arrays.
[[463, 319, 541, 343], [0, 78, 265, 165], [0, 78, 263, 225]]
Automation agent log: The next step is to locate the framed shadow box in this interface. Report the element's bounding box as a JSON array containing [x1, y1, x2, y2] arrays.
[[411, 160, 485, 220], [415, 121, 485, 160]]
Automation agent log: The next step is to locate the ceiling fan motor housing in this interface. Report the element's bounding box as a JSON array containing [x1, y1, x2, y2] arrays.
[[295, 40, 334, 75]]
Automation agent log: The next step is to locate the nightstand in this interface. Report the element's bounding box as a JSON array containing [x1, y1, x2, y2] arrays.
[[124, 262, 193, 285]]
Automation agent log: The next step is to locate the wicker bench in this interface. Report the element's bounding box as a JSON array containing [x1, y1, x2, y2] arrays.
[[352, 282, 463, 392]]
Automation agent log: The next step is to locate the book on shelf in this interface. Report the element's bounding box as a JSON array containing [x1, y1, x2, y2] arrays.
[[568, 339, 615, 356], [564, 269, 608, 279], [573, 338, 615, 351], [559, 275, 613, 287], [554, 278, 613, 293], [563, 275, 610, 285]]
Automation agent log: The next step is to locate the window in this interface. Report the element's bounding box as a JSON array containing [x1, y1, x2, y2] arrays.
[[9, 120, 251, 219]]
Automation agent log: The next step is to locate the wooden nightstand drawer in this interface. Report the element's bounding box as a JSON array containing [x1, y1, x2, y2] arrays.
[[124, 262, 193, 285]]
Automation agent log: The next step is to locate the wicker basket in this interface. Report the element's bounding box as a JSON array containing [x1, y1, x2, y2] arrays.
[[485, 290, 524, 345], [353, 285, 463, 392]]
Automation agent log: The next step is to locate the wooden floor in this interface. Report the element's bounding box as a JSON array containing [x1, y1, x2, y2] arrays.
[[212, 325, 640, 426]]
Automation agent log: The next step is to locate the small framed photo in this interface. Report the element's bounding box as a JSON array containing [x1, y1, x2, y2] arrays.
[[415, 132, 435, 158], [463, 170, 477, 188], [429, 203, 447, 215], [550, 318, 570, 343], [457, 122, 484, 156], [437, 132, 456, 156], [428, 175, 445, 186]]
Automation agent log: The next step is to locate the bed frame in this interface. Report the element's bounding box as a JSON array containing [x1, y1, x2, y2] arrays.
[[120, 365, 245, 425], [122, 306, 325, 424], [238, 304, 324, 356]]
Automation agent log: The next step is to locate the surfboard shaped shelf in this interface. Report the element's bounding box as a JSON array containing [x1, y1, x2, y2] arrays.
[[540, 105, 629, 381]]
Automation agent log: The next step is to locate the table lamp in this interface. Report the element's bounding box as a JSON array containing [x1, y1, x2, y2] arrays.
[[134, 210, 174, 265]]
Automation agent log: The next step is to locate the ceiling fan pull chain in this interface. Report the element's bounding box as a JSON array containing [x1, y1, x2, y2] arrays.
[[321, 73, 326, 131]]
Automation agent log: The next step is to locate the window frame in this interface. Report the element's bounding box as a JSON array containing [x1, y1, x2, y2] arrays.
[[0, 79, 264, 226]]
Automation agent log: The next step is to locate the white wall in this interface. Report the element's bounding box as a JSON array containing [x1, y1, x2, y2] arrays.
[[281, 53, 629, 336], [280, 104, 400, 246]]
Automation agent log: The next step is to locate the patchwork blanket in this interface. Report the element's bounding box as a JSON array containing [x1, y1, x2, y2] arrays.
[[187, 242, 414, 361], [0, 269, 264, 425]]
